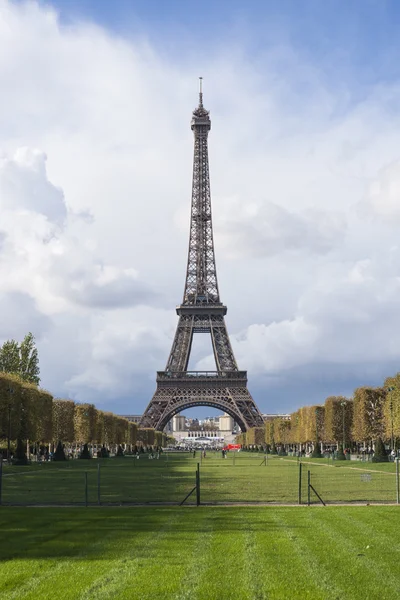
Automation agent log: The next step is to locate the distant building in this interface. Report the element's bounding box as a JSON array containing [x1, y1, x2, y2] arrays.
[[219, 414, 234, 432], [118, 412, 242, 437], [262, 414, 291, 421], [173, 414, 186, 432], [171, 412, 237, 446], [119, 414, 173, 433], [119, 415, 142, 424]]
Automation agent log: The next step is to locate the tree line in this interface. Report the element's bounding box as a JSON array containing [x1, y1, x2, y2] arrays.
[[238, 373, 400, 455], [0, 334, 164, 458], [0, 372, 163, 459]]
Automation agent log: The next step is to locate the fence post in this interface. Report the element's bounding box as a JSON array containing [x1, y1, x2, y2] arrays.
[[307, 470, 311, 506], [85, 471, 88, 507], [396, 458, 399, 505], [97, 462, 101, 506], [298, 462, 302, 505], [0, 458, 2, 506], [196, 462, 200, 506]]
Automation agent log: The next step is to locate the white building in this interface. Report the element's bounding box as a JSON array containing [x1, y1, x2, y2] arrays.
[[171, 412, 237, 446]]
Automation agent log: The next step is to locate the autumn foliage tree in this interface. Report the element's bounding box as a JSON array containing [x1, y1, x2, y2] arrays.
[[324, 396, 353, 447], [352, 387, 386, 444], [53, 400, 75, 444], [74, 404, 97, 444], [383, 374, 400, 445]]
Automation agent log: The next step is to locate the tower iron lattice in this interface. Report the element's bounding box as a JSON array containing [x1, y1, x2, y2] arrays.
[[140, 81, 264, 432]]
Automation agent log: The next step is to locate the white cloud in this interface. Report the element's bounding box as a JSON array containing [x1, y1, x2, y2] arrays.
[[214, 198, 346, 259], [0, 147, 66, 224], [359, 161, 400, 222], [0, 145, 157, 316], [1, 0, 400, 413]]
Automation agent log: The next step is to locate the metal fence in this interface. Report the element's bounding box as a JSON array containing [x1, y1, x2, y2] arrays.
[[0, 453, 399, 506]]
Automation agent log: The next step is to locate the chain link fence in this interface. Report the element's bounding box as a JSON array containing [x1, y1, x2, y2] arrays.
[[0, 453, 399, 506]]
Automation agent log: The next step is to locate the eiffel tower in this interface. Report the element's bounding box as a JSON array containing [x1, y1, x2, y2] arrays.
[[140, 80, 264, 432]]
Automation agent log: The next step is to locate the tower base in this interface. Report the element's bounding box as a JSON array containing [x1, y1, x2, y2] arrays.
[[139, 371, 264, 431]]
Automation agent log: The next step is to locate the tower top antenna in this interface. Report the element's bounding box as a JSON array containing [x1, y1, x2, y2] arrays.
[[199, 76, 203, 108]]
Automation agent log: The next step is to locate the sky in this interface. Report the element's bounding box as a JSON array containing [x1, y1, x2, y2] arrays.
[[2, 1, 400, 417]]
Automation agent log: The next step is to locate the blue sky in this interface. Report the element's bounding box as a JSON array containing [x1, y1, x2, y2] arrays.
[[31, 0, 400, 123], [37, 0, 400, 82], [4, 0, 400, 418]]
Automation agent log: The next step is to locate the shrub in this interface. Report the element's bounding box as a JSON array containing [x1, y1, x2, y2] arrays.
[[53, 441, 67, 461], [100, 445, 109, 458], [79, 443, 91, 459]]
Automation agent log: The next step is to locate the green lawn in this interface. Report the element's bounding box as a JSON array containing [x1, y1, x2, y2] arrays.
[[1, 452, 398, 504], [0, 506, 400, 599]]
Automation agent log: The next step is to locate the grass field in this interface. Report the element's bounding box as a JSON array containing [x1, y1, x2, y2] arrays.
[[1, 452, 398, 505], [1, 506, 400, 600]]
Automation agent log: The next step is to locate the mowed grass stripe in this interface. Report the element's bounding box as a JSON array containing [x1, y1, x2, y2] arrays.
[[246, 511, 324, 600], [1, 510, 187, 600], [1, 508, 400, 599], [244, 527, 269, 600], [77, 510, 183, 600], [312, 508, 400, 596], [1, 512, 122, 600], [193, 510, 256, 600], [270, 510, 346, 599], [303, 510, 399, 599], [173, 511, 214, 600]]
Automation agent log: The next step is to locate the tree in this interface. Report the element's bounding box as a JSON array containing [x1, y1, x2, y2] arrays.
[[246, 427, 265, 446], [0, 340, 20, 374], [79, 443, 91, 459], [53, 400, 75, 444], [372, 438, 388, 463], [14, 437, 28, 465], [116, 445, 124, 457], [352, 387, 386, 444], [53, 441, 67, 461], [19, 333, 40, 385], [324, 396, 353, 445], [383, 375, 400, 443], [74, 404, 97, 443], [0, 333, 40, 385], [274, 419, 291, 446]]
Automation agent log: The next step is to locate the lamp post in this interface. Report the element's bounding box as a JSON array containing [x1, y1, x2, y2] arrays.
[[313, 406, 321, 458], [340, 400, 347, 454], [387, 387, 395, 452], [7, 387, 14, 463]]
